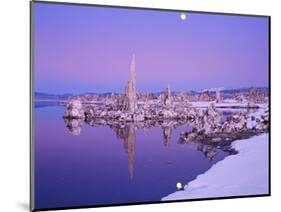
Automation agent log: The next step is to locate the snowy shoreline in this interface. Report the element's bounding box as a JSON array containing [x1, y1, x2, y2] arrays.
[[162, 133, 269, 201]]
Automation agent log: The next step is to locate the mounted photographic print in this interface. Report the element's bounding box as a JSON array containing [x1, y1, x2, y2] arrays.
[[30, 1, 270, 211]]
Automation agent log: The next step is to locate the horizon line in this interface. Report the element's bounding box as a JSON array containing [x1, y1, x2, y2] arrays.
[[34, 86, 269, 96]]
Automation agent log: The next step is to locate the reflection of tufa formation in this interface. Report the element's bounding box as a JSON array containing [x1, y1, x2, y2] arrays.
[[114, 124, 136, 179]]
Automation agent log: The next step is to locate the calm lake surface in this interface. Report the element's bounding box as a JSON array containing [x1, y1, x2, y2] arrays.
[[34, 105, 232, 209]]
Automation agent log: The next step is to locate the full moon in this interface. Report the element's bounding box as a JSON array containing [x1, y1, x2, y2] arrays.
[[180, 13, 187, 20]]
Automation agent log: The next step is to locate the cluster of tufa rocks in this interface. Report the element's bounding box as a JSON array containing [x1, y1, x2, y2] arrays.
[[63, 98, 196, 123], [198, 90, 215, 102], [63, 99, 85, 119], [232, 87, 268, 104], [180, 104, 269, 144], [247, 87, 268, 104], [63, 55, 196, 122], [62, 54, 269, 145]]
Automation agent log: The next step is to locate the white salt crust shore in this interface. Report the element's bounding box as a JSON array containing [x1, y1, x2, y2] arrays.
[[162, 133, 269, 200]]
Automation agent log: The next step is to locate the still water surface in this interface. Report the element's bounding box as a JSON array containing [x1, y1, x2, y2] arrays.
[[34, 105, 232, 209]]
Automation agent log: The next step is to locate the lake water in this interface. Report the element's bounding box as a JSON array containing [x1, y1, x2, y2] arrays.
[[34, 105, 233, 209]]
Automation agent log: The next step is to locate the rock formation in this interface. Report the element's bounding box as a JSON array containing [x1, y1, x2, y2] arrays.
[[198, 90, 215, 101], [164, 84, 172, 107], [125, 54, 137, 112], [233, 92, 245, 103], [180, 105, 269, 144], [63, 99, 85, 119], [215, 88, 222, 103], [248, 87, 267, 104]]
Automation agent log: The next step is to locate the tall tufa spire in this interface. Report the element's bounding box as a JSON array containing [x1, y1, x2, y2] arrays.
[[164, 84, 172, 107], [125, 54, 137, 112], [130, 54, 136, 90]]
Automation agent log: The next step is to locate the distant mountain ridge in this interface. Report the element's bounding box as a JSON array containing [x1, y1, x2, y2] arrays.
[[34, 92, 121, 100], [35, 87, 269, 100], [35, 92, 74, 100]]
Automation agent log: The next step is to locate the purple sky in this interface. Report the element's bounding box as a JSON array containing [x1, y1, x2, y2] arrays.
[[34, 2, 269, 94]]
